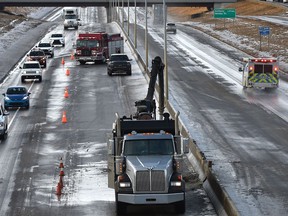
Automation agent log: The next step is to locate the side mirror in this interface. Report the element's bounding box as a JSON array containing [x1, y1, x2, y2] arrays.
[[2, 93, 5, 96], [239, 67, 243, 72], [28, 92, 31, 96]]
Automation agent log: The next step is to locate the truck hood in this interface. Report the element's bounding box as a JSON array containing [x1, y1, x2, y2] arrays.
[[126, 155, 173, 170]]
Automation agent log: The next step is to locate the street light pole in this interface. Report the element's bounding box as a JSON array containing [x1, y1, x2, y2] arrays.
[[117, 0, 119, 22], [127, 0, 130, 36], [145, 0, 148, 72], [134, 0, 137, 49], [163, 0, 168, 102], [122, 0, 124, 28]]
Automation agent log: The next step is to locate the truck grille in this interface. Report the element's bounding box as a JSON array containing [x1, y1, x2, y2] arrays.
[[82, 49, 91, 56], [136, 170, 165, 192]]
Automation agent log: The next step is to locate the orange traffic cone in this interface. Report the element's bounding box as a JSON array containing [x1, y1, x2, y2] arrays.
[[59, 167, 65, 177], [62, 111, 67, 123], [59, 157, 64, 168], [56, 182, 62, 195], [59, 176, 64, 188], [64, 88, 69, 98], [70, 52, 75, 60], [65, 68, 70, 76], [61, 57, 65, 65]]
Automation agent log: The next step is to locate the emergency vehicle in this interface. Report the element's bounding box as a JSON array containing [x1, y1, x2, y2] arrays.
[[74, 32, 124, 65], [239, 57, 279, 89]]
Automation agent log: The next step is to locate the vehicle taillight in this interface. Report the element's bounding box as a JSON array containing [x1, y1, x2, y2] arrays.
[[274, 67, 278, 72], [249, 66, 253, 71]]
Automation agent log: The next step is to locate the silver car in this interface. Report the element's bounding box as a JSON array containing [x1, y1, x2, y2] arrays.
[[166, 23, 177, 34], [0, 104, 9, 139], [37, 41, 54, 58]]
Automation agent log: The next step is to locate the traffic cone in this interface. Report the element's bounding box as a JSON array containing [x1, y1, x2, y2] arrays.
[[65, 68, 70, 76], [64, 87, 69, 98], [56, 182, 62, 195], [70, 52, 75, 60], [59, 176, 64, 188], [62, 111, 67, 123], [59, 157, 64, 168], [59, 167, 65, 176], [61, 57, 65, 65]]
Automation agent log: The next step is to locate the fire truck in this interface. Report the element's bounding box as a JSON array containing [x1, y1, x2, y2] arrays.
[[239, 57, 279, 89], [74, 32, 124, 65]]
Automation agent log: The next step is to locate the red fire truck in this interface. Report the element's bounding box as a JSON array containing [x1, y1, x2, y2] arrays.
[[74, 32, 124, 65]]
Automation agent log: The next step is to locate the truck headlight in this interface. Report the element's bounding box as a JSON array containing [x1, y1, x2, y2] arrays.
[[170, 181, 182, 187], [91, 50, 97, 55], [117, 174, 132, 189], [119, 182, 131, 188]]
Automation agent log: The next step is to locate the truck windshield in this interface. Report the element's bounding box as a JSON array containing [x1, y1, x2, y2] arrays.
[[76, 40, 100, 48], [124, 139, 174, 156], [65, 14, 77, 19]]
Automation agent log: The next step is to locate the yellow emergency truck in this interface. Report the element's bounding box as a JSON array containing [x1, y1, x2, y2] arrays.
[[239, 57, 279, 89]]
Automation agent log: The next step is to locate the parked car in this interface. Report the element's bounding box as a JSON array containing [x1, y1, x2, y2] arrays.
[[37, 41, 54, 58], [166, 23, 177, 34], [20, 61, 42, 83], [107, 53, 132, 76], [50, 33, 65, 47], [27, 49, 47, 68], [0, 103, 9, 139], [2, 86, 30, 109]]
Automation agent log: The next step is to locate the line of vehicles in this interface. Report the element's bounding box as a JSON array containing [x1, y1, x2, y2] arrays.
[[74, 32, 132, 75], [0, 31, 66, 140]]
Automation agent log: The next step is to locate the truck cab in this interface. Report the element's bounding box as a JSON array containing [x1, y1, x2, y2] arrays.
[[63, 7, 79, 30]]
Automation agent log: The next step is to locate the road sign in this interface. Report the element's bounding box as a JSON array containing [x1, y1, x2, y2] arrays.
[[259, 26, 270, 36], [214, 8, 236, 19]]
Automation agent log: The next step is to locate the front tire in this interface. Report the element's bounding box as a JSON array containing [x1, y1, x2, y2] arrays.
[[21, 77, 25, 83], [174, 199, 185, 214], [115, 193, 127, 215]]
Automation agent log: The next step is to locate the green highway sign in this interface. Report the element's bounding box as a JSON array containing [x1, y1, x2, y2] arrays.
[[214, 8, 236, 19]]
